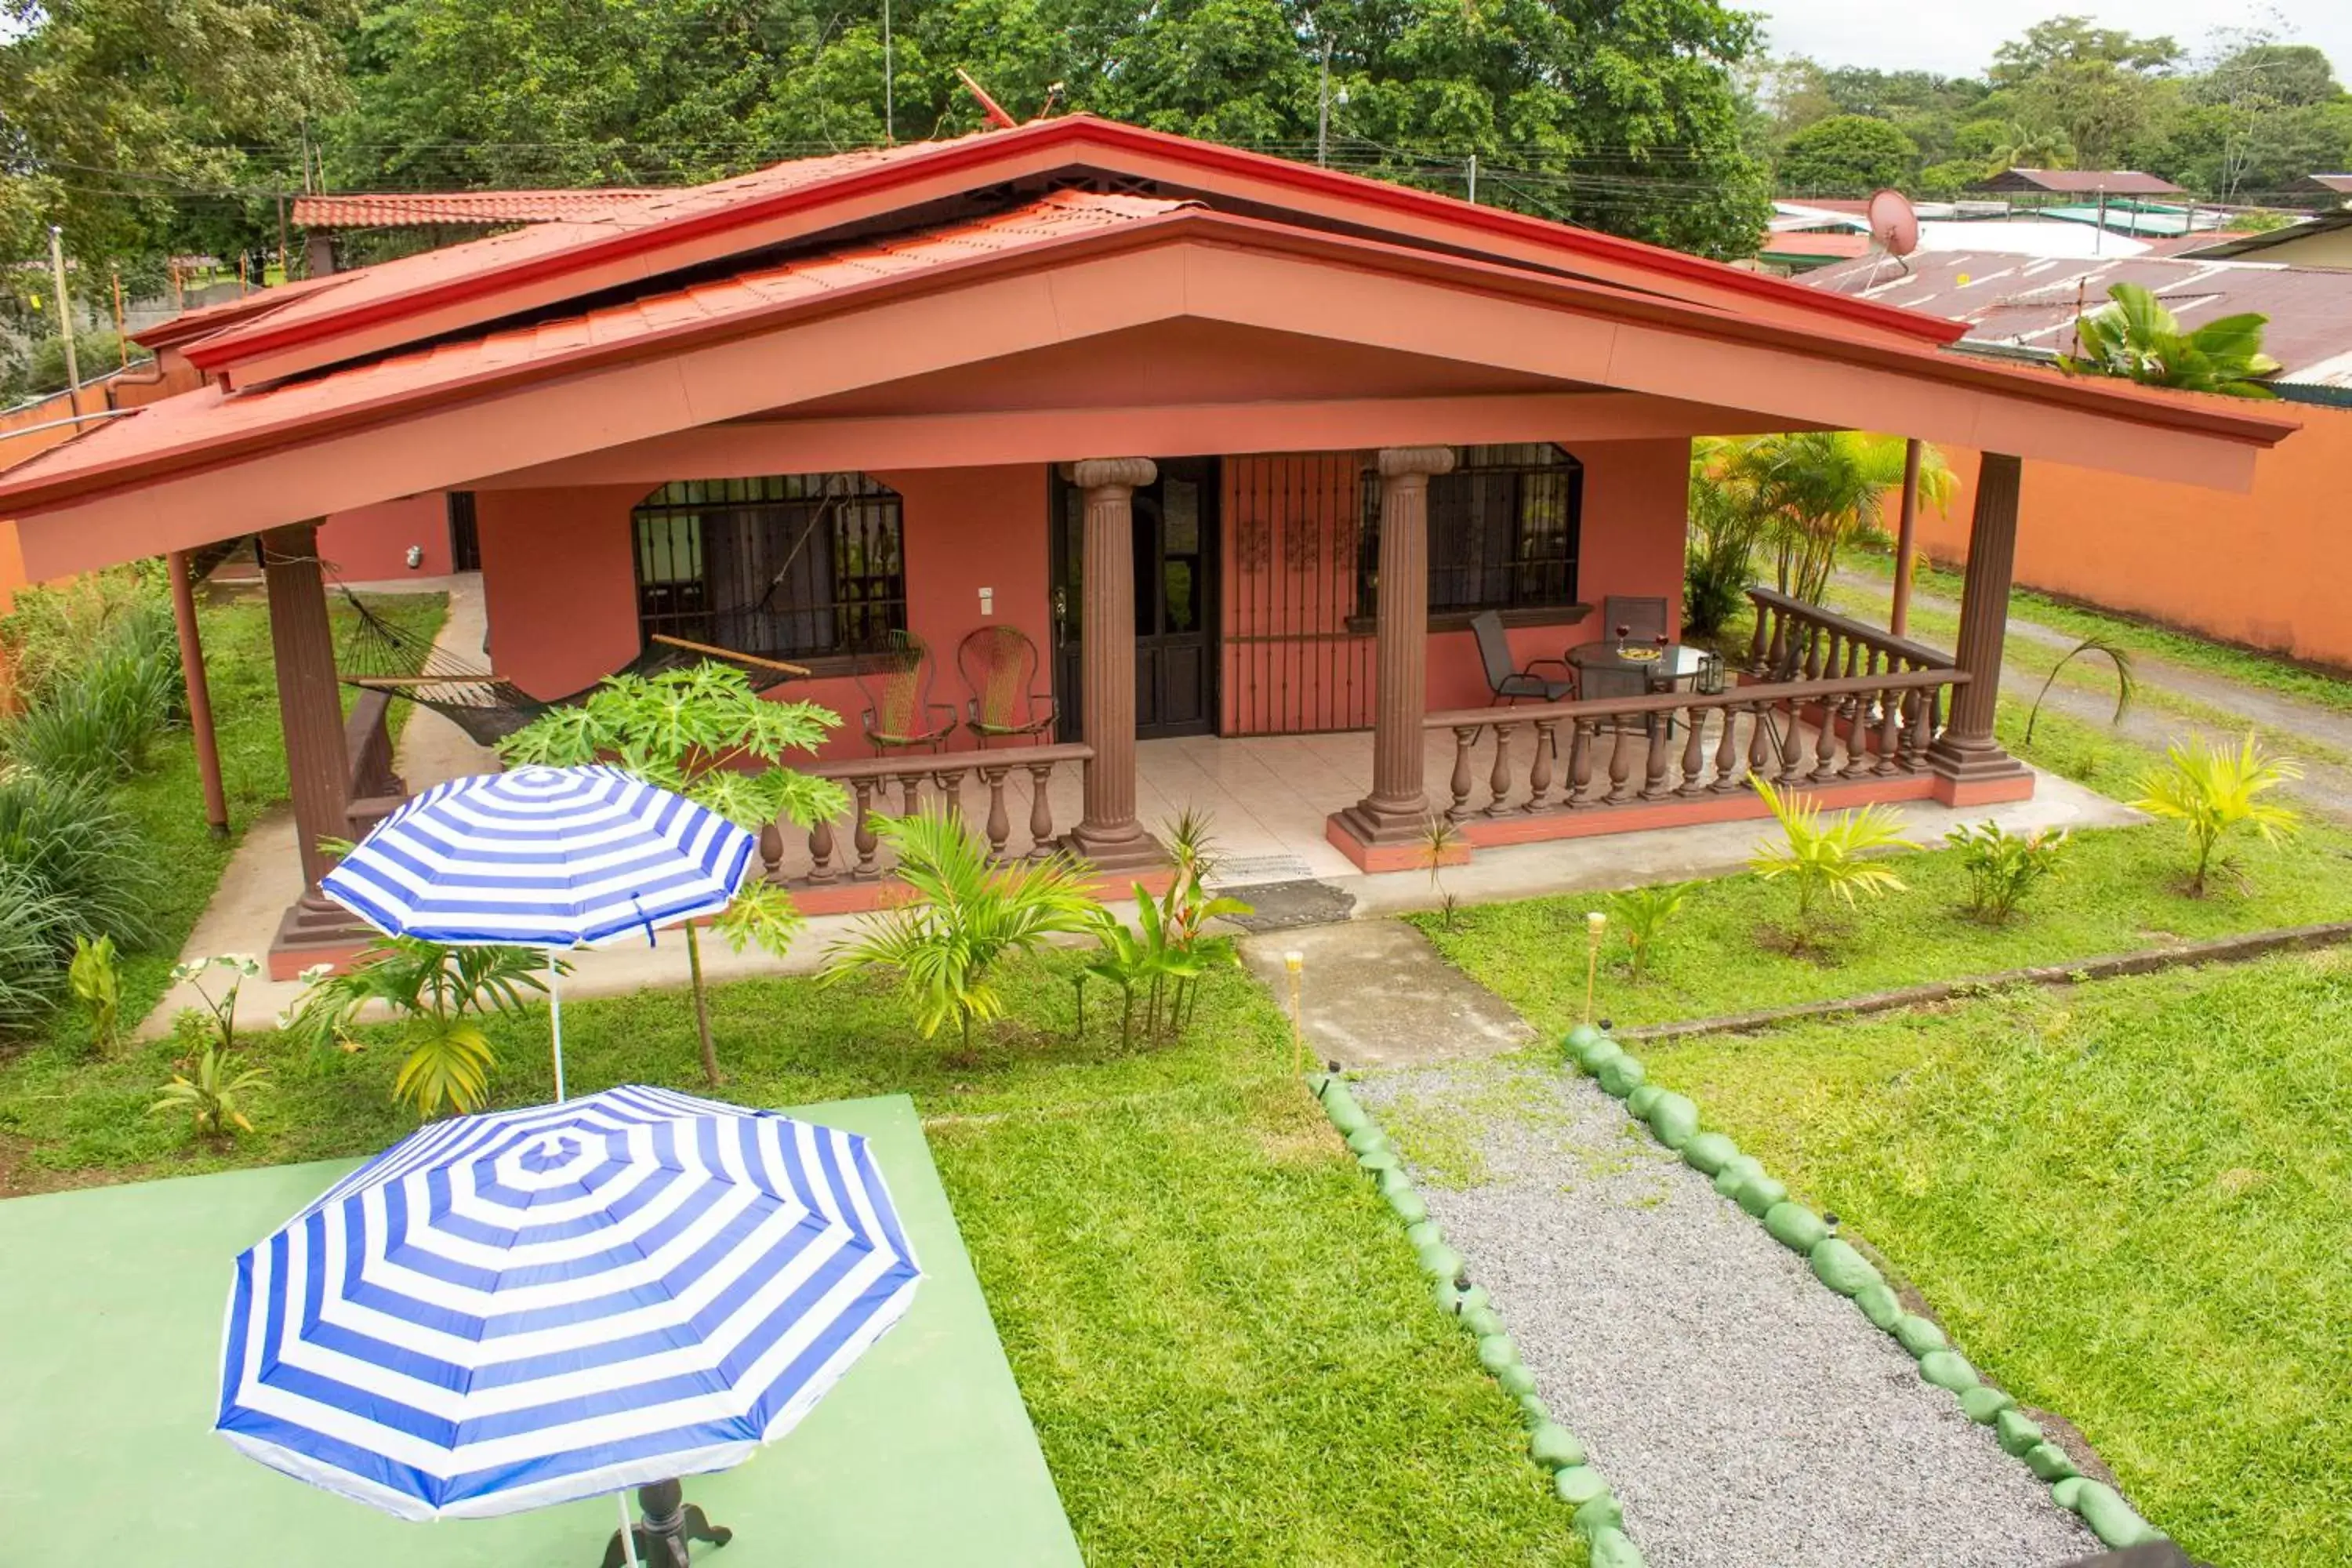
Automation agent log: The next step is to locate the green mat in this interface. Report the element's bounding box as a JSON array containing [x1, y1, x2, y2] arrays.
[[0, 1094, 1081, 1566]]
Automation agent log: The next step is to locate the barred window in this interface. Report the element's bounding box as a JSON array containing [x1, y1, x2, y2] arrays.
[[631, 473, 906, 660], [1358, 444, 1583, 617]]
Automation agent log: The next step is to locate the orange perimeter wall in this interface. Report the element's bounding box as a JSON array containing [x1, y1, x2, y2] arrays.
[[1918, 404, 2352, 669]]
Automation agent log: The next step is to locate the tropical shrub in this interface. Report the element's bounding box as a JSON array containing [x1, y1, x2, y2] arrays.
[[822, 808, 1099, 1053], [1947, 822, 2070, 923], [0, 564, 170, 708], [1683, 461, 1766, 638], [0, 766, 155, 946], [171, 954, 261, 1057], [1085, 813, 1251, 1048], [1701, 433, 1954, 606], [1748, 777, 1910, 946], [2060, 282, 2281, 399], [1420, 812, 1465, 931], [5, 611, 181, 779], [0, 866, 72, 1031], [1610, 881, 1690, 978], [150, 1041, 269, 1140], [2132, 732, 2300, 896], [67, 934, 121, 1049], [503, 660, 844, 1083], [287, 937, 553, 1118]]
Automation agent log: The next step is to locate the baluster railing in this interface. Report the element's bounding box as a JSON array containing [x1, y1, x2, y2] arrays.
[[773, 743, 1094, 889]]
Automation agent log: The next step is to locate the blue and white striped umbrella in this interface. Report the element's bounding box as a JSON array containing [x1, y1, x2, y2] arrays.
[[321, 765, 755, 950], [321, 765, 758, 1099], [215, 1085, 923, 1522]]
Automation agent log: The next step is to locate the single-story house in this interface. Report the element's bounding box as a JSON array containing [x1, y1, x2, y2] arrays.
[[0, 115, 2298, 972]]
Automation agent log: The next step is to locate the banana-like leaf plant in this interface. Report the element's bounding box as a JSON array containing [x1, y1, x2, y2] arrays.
[[2060, 282, 2281, 399]]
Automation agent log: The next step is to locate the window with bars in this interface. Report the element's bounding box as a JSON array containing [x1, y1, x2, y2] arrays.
[[1357, 444, 1583, 618], [630, 474, 906, 660]]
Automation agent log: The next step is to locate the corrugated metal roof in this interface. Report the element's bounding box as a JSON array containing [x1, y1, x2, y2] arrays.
[[1798, 249, 2352, 382], [2304, 174, 2352, 196], [1975, 169, 2185, 196], [293, 190, 661, 228]]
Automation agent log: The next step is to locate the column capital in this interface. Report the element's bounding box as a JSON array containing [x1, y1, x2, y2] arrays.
[[1377, 445, 1457, 480], [1061, 457, 1157, 492]]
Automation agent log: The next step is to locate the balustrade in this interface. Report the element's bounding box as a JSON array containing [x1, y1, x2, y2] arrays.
[[760, 742, 1094, 888]]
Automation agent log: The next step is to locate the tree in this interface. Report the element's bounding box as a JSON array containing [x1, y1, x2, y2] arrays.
[[2059, 282, 2281, 399], [1705, 431, 1953, 605], [1777, 114, 1917, 196], [499, 662, 847, 1084], [1989, 18, 2181, 86], [1974, 119, 2074, 175], [1987, 18, 2183, 172]]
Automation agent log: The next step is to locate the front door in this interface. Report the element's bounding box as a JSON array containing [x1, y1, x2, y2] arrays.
[[1051, 459, 1221, 740]]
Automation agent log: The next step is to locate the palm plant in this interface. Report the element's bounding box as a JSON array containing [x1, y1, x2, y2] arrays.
[[503, 661, 847, 1083], [1609, 882, 1690, 979], [151, 1040, 270, 1139], [1683, 454, 1768, 639], [2024, 635, 2137, 744], [1748, 777, 1910, 945], [1980, 120, 2072, 175], [1419, 813, 1465, 931], [2132, 732, 2300, 896], [822, 808, 1099, 1054], [2060, 283, 2281, 399], [286, 937, 553, 1117], [1715, 433, 1954, 605]]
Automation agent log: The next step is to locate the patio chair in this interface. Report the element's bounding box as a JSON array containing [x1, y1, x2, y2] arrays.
[[1601, 594, 1669, 645], [856, 630, 957, 754], [958, 625, 1058, 746], [1472, 609, 1577, 704]]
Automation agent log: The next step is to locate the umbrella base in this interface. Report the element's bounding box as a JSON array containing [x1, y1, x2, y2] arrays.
[[600, 1479, 731, 1567]]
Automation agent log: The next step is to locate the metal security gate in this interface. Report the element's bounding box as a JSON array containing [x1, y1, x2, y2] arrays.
[[1221, 453, 1377, 736]]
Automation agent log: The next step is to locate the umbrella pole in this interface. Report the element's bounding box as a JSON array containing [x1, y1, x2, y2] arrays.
[[549, 951, 568, 1103], [615, 1491, 642, 1566]]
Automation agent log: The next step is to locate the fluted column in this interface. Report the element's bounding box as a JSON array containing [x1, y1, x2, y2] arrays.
[[1064, 457, 1163, 870], [1336, 445, 1455, 844], [1927, 452, 2031, 791]]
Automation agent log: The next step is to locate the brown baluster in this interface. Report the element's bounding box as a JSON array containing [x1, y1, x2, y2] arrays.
[[1747, 599, 1771, 674], [1642, 715, 1671, 799], [1844, 683, 1878, 778], [1566, 719, 1594, 808], [1777, 699, 1810, 785], [759, 821, 784, 882], [979, 765, 1013, 858], [1025, 761, 1055, 853], [1527, 719, 1557, 810], [895, 771, 924, 817], [1875, 684, 1906, 775], [1748, 700, 1779, 782], [1902, 686, 1935, 771], [1678, 704, 1708, 795], [1448, 726, 1479, 822], [1708, 702, 1744, 793], [1802, 626, 1825, 682], [932, 767, 966, 823], [1813, 691, 1845, 779], [806, 815, 837, 884], [1486, 723, 1515, 815], [1607, 721, 1635, 802], [1764, 606, 1788, 678], [851, 779, 880, 878]]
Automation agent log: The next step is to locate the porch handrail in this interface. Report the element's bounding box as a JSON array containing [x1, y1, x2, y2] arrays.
[[1424, 666, 1969, 820], [1744, 586, 1957, 681], [760, 742, 1094, 886]]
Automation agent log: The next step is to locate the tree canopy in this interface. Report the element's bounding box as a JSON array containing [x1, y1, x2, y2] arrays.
[[1777, 114, 1918, 197]]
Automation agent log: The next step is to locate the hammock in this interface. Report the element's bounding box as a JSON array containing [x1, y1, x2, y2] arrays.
[[334, 587, 807, 748]]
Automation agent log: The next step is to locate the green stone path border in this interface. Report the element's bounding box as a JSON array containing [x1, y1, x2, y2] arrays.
[[1560, 1025, 2173, 1555], [1309, 1072, 1650, 1568], [0, 1094, 1082, 1568]]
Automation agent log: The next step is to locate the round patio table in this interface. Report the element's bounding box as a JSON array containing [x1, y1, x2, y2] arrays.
[[1568, 641, 1715, 697]]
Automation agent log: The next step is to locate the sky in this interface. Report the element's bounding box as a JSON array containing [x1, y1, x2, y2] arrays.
[[1754, 0, 2352, 80]]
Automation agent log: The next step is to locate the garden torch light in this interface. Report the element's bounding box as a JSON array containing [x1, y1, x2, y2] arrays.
[[1283, 949, 1305, 1076], [1584, 911, 1606, 1025]]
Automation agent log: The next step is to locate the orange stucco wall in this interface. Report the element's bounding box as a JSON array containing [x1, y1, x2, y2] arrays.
[[1918, 404, 2352, 669], [476, 466, 1051, 761], [477, 445, 1684, 757], [318, 493, 453, 582]]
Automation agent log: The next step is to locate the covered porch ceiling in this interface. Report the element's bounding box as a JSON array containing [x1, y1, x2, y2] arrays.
[[0, 188, 2301, 582]]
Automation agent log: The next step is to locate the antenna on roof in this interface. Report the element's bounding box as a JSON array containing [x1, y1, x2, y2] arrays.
[[956, 67, 1020, 130], [1853, 187, 1920, 294]]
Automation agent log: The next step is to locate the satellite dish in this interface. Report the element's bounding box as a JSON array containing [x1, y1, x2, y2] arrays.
[[1867, 188, 1920, 257]]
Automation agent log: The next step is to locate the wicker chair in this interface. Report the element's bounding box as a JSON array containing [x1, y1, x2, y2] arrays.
[[856, 631, 957, 754], [957, 626, 1058, 746]]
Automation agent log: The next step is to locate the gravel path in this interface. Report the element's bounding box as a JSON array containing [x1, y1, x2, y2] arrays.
[[1356, 1060, 2098, 1568]]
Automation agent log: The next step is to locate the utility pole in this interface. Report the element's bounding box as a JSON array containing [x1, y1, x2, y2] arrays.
[[46, 225, 80, 401], [1467, 154, 1478, 204], [1317, 33, 1332, 166], [111, 268, 128, 368], [883, 0, 894, 144], [277, 190, 289, 282]]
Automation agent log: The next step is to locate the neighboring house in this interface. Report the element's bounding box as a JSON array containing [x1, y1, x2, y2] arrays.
[[1802, 249, 2352, 666], [2176, 209, 2352, 270], [0, 115, 2294, 974]]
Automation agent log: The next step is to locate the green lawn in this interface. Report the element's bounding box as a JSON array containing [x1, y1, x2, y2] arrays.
[[1415, 697, 2352, 1035], [2, 949, 1578, 1566], [1634, 953, 2352, 1568]]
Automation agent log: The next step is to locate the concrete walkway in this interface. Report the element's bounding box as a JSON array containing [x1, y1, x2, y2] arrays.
[[1273, 923, 2097, 1568], [1838, 569, 2352, 822]]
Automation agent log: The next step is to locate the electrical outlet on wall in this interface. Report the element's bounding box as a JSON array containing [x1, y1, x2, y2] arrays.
[[978, 586, 995, 616]]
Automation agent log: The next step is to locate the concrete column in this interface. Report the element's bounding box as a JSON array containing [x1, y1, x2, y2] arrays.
[[1064, 457, 1163, 870], [1334, 446, 1455, 847], [1927, 452, 2031, 797]]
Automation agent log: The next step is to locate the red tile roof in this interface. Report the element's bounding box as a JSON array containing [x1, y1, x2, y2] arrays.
[[292, 190, 661, 228], [1975, 169, 2184, 196]]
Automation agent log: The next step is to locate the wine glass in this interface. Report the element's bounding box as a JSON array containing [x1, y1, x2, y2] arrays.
[[1614, 622, 1630, 655]]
